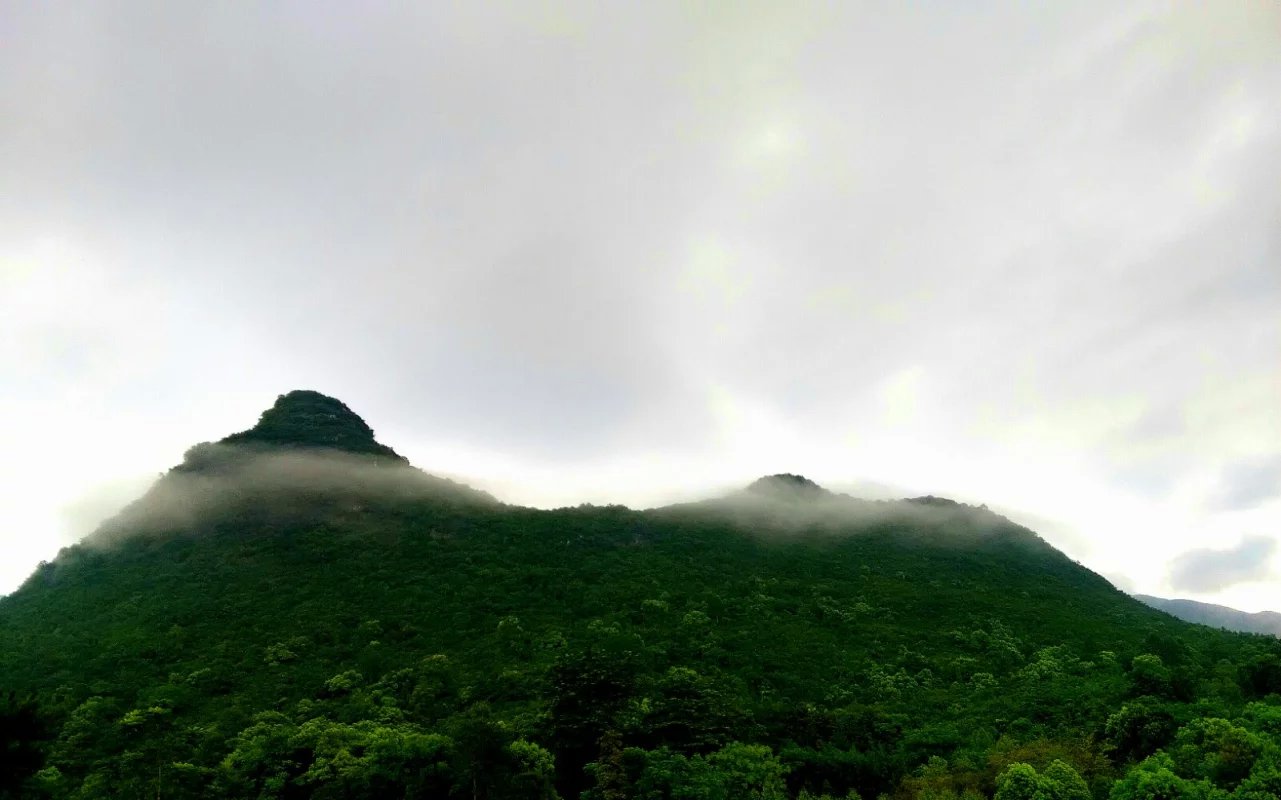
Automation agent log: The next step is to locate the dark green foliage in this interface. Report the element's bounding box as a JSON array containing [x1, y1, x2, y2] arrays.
[[0, 692, 47, 799], [1240, 654, 1281, 699], [585, 731, 629, 800], [1104, 700, 1179, 763], [218, 390, 405, 463]]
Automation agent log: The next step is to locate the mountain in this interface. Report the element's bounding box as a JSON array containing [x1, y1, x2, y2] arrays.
[[1135, 594, 1281, 638], [174, 389, 408, 473], [1, 392, 1279, 800], [742, 473, 835, 500], [85, 391, 493, 548], [218, 389, 406, 461]]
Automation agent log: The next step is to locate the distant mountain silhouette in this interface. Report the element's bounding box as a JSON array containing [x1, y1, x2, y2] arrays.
[[1134, 594, 1281, 637]]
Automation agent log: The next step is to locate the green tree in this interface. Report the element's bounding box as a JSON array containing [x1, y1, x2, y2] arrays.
[[448, 703, 516, 800], [584, 730, 629, 800], [645, 667, 747, 752], [220, 713, 456, 799], [507, 739, 561, 800], [1169, 718, 1262, 789], [218, 712, 303, 798], [1238, 654, 1281, 699], [1232, 753, 1281, 800], [630, 747, 723, 800], [1042, 760, 1091, 800], [550, 645, 639, 794], [994, 764, 1045, 800], [706, 742, 788, 800], [1106, 701, 1179, 763], [1130, 655, 1174, 699], [994, 760, 1089, 800], [0, 693, 47, 799], [1108, 753, 1225, 800]]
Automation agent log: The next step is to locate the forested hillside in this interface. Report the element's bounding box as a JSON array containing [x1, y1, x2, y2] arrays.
[[1, 392, 1278, 799]]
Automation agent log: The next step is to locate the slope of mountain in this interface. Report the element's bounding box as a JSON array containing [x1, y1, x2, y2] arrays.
[[1135, 594, 1281, 638], [1, 392, 1279, 800]]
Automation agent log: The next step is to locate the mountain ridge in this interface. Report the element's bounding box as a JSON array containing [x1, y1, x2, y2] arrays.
[[1134, 594, 1281, 638], [3, 391, 1278, 799]]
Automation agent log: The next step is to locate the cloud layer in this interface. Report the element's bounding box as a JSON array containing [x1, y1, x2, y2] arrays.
[[2, 2, 1279, 609], [1170, 535, 1278, 594]]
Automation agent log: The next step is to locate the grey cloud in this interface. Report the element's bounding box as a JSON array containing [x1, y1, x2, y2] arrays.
[[5, 4, 1277, 460], [1107, 464, 1179, 501], [1126, 406, 1186, 443], [1169, 535, 1278, 593], [1214, 456, 1281, 511]]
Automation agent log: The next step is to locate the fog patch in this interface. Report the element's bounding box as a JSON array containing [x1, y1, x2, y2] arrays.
[[663, 474, 1047, 551], [86, 445, 495, 547], [60, 474, 159, 542], [832, 478, 920, 502]]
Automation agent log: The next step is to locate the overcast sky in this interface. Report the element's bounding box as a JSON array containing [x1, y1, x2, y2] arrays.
[[2, 1, 1278, 611]]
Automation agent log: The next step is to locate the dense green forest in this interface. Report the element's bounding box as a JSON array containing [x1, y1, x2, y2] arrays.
[[1, 392, 1278, 799]]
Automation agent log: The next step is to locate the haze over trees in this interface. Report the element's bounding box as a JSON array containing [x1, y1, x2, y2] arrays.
[[1, 392, 1278, 799], [1134, 596, 1281, 639]]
